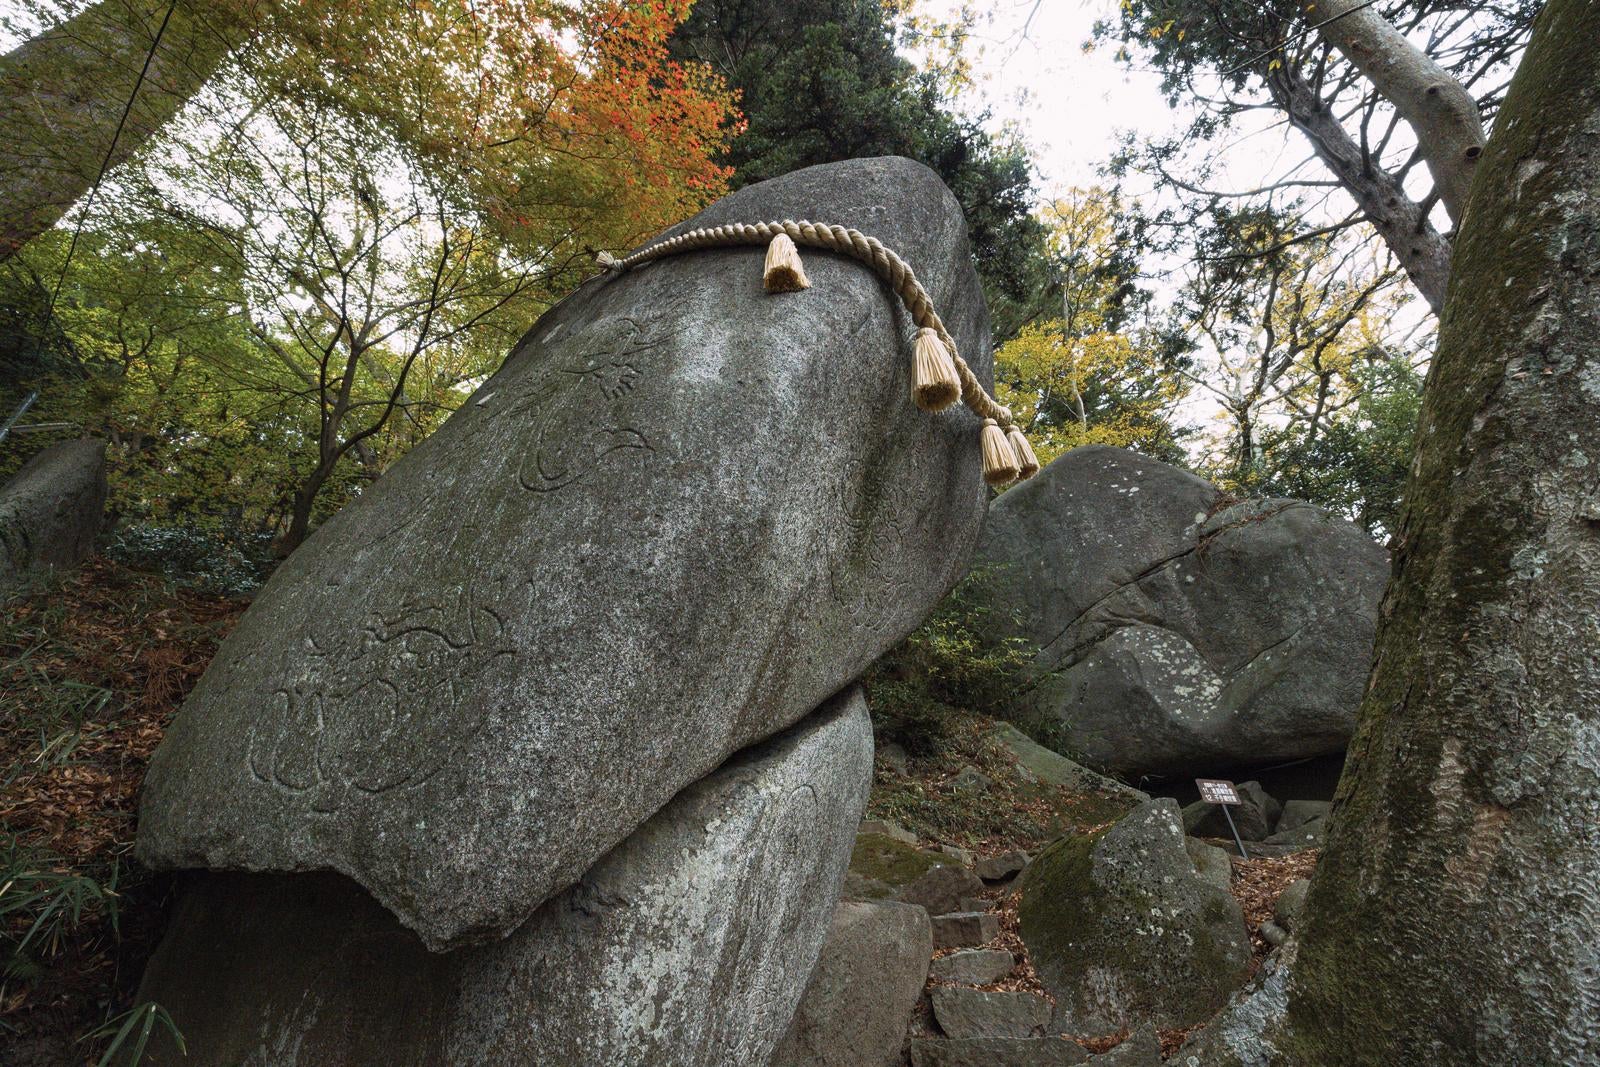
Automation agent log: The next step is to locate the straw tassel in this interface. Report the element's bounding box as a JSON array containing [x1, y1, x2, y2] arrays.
[[981, 419, 1020, 486], [911, 327, 961, 412], [763, 233, 811, 292], [1006, 426, 1041, 480]]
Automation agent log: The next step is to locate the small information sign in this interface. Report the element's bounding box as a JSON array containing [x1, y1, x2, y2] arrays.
[[1196, 778, 1241, 806]]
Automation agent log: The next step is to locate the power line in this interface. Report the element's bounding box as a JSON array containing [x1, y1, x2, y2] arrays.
[[42, 0, 184, 327]]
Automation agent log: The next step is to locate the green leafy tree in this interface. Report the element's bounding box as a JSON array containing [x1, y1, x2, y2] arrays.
[[995, 189, 1189, 466]]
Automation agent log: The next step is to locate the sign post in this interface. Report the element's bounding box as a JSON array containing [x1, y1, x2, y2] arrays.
[[1195, 778, 1249, 859]]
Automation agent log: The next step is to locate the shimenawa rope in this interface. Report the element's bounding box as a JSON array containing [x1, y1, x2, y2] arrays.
[[596, 220, 1041, 486]]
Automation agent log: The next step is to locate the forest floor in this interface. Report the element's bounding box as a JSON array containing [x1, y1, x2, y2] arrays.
[[1, 562, 1316, 1063], [0, 560, 244, 1065], [863, 708, 1318, 1059]]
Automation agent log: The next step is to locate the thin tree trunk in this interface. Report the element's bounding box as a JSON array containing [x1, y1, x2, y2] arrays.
[[0, 0, 248, 261], [1270, 67, 1453, 314], [1312, 0, 1486, 225], [1286, 0, 1600, 1060]]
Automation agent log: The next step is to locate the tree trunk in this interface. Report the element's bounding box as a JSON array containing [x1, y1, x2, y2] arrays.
[[0, 0, 246, 262], [1286, 0, 1600, 1061], [1312, 0, 1486, 226], [1271, 67, 1453, 314]]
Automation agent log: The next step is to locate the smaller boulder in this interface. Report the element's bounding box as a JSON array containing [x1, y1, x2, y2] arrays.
[[1020, 799, 1252, 1032], [0, 439, 106, 591], [932, 911, 999, 950], [1274, 879, 1312, 931], [769, 901, 931, 1067], [899, 864, 985, 915], [1262, 817, 1325, 850], [1276, 799, 1332, 834], [938, 844, 976, 866], [950, 765, 993, 792], [931, 987, 1052, 1039], [930, 948, 1014, 985], [1182, 781, 1281, 842], [990, 724, 1148, 809], [911, 1037, 1088, 1066], [851, 834, 945, 889], [876, 743, 910, 774], [975, 851, 1029, 882]]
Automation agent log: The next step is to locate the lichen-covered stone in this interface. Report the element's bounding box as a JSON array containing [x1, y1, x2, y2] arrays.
[[135, 156, 992, 950], [769, 900, 931, 1067], [1019, 798, 1251, 1032], [972, 446, 1387, 778], [134, 691, 873, 1066], [0, 439, 105, 590]]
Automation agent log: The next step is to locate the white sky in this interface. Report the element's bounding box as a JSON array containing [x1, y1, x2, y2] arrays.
[[920, 0, 1180, 197]]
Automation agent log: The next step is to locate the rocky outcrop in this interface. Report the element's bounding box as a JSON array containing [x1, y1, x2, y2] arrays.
[[0, 438, 105, 590], [769, 900, 931, 1067], [136, 156, 994, 951], [972, 446, 1387, 778], [136, 692, 874, 1066], [1019, 798, 1252, 1032]]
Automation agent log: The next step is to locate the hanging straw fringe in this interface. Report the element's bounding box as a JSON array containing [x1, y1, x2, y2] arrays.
[[911, 327, 960, 412], [1006, 425, 1041, 480], [594, 219, 1041, 485], [980, 419, 1021, 486], [763, 233, 811, 292]]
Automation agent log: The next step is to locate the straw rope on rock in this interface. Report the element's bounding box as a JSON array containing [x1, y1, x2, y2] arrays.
[[597, 219, 1040, 487]]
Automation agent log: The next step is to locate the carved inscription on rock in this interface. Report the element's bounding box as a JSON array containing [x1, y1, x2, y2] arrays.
[[246, 576, 518, 814]]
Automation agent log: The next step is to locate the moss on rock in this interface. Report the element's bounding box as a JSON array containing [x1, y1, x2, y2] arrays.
[[849, 833, 946, 888], [1018, 798, 1251, 1034]]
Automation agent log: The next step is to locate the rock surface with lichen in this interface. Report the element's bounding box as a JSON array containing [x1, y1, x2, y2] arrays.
[[972, 445, 1387, 777], [135, 156, 994, 951], [135, 690, 873, 1066], [1019, 798, 1252, 1032]]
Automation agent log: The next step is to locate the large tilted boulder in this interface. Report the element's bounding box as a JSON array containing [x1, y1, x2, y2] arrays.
[[0, 438, 106, 590], [136, 156, 993, 950], [973, 445, 1387, 778], [136, 691, 874, 1066], [769, 899, 932, 1067], [1018, 798, 1252, 1033]]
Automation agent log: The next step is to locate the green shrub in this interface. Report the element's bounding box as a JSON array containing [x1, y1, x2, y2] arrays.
[[106, 522, 273, 596], [863, 569, 1034, 755]]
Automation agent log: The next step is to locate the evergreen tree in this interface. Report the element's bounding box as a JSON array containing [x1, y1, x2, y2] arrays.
[[671, 0, 1052, 339]]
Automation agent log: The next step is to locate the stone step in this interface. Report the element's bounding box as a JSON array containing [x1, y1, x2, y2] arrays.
[[929, 948, 1015, 985], [930, 910, 999, 950], [930, 986, 1052, 1039]]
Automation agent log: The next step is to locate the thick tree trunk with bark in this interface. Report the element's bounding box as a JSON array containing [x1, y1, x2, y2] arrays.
[[1312, 0, 1486, 226], [0, 0, 246, 262], [1285, 0, 1600, 1061]]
